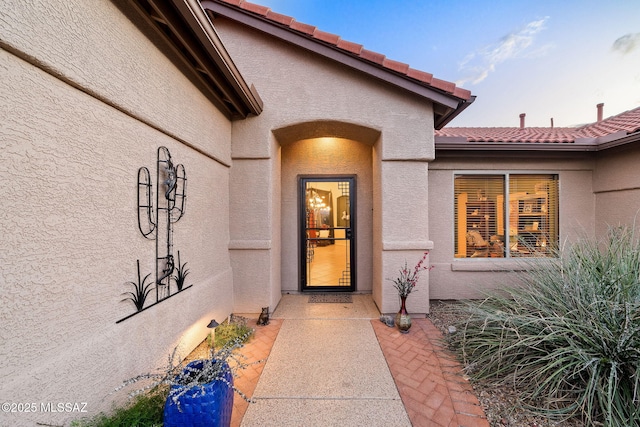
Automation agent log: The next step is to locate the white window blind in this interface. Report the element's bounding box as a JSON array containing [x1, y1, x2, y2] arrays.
[[455, 174, 558, 258], [508, 175, 559, 257], [454, 175, 505, 258]]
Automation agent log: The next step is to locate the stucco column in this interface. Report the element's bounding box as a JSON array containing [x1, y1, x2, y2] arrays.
[[378, 160, 433, 315], [229, 129, 281, 314]]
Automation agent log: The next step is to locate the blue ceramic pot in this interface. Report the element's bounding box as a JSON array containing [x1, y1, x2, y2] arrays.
[[163, 360, 234, 427]]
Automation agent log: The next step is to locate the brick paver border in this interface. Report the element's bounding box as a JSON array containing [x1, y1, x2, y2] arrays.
[[372, 318, 489, 427]]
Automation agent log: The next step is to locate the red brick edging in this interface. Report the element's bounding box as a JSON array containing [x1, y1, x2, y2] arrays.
[[230, 318, 283, 427], [372, 318, 489, 427]]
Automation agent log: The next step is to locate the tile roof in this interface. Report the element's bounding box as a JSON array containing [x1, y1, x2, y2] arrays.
[[436, 106, 640, 145], [576, 106, 640, 138], [435, 127, 578, 143], [209, 0, 472, 102]]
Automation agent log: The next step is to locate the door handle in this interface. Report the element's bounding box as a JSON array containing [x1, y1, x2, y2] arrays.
[[346, 228, 353, 239]]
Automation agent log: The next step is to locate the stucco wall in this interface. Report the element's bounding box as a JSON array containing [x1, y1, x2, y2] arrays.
[[428, 153, 595, 299], [216, 18, 435, 314], [1, 1, 233, 425], [594, 144, 640, 236]]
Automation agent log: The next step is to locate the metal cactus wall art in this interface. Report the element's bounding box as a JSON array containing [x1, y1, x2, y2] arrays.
[[119, 147, 189, 322], [138, 146, 187, 302]]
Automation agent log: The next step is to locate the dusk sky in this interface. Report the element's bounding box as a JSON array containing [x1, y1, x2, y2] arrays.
[[247, 0, 640, 127]]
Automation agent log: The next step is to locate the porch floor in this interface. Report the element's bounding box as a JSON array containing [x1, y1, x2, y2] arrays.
[[232, 294, 489, 427]]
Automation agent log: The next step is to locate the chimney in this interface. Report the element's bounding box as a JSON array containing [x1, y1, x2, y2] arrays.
[[550, 118, 554, 128], [519, 113, 526, 129], [597, 103, 604, 122]]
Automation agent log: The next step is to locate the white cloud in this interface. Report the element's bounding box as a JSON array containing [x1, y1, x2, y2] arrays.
[[456, 17, 550, 86], [612, 33, 640, 54]]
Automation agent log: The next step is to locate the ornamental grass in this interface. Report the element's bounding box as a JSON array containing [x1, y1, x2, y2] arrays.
[[448, 226, 640, 426]]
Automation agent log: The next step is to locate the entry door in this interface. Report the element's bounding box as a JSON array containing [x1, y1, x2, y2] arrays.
[[300, 177, 356, 292]]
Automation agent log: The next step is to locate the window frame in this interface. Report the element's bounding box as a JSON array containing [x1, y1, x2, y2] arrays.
[[453, 171, 559, 260]]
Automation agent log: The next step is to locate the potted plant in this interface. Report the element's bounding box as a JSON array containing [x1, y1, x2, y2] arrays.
[[117, 330, 259, 427], [163, 357, 234, 427], [388, 251, 431, 333]]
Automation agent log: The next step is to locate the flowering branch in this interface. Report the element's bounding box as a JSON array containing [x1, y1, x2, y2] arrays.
[[388, 251, 432, 298]]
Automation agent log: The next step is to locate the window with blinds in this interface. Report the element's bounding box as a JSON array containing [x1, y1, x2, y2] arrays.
[[454, 174, 559, 258]]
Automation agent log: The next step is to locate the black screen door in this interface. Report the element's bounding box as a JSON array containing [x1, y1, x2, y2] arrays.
[[300, 177, 356, 292]]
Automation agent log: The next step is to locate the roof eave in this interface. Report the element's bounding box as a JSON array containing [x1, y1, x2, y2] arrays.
[[593, 130, 640, 151], [201, 0, 468, 117], [434, 96, 476, 130], [130, 0, 263, 119]]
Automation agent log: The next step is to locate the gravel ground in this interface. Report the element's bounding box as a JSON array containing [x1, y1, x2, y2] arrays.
[[427, 300, 583, 427]]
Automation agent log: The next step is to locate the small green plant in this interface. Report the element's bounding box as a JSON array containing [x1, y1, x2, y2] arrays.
[[172, 250, 190, 292], [448, 225, 640, 426], [72, 386, 166, 427], [122, 260, 154, 311], [214, 315, 254, 349]]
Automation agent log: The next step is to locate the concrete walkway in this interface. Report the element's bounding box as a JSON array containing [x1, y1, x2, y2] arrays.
[[234, 294, 489, 427]]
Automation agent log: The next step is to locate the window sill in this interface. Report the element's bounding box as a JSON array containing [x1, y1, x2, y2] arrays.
[[451, 258, 553, 272]]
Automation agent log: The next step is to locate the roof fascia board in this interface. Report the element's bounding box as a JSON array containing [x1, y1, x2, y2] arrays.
[[172, 0, 263, 116], [200, 0, 460, 110], [131, 0, 262, 118], [434, 96, 475, 129], [595, 131, 640, 151], [129, 0, 237, 118]]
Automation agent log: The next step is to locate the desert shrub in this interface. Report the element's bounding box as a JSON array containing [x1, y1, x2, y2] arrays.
[[448, 226, 640, 426]]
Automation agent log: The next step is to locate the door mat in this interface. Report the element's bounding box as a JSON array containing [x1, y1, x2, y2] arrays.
[[308, 294, 353, 303]]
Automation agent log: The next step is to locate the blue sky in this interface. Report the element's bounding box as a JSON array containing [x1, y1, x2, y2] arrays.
[[248, 0, 640, 127]]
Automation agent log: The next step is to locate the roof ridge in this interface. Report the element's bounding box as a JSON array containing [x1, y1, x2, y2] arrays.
[[213, 0, 471, 101]]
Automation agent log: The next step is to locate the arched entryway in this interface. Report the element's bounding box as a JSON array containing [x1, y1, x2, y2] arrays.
[[275, 120, 379, 294]]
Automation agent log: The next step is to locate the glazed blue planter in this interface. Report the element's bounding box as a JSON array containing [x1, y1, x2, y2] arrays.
[[163, 360, 234, 427]]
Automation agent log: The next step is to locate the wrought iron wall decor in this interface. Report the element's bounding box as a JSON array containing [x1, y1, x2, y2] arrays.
[[118, 146, 190, 323]]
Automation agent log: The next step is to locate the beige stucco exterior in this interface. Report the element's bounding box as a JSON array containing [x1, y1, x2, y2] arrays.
[[593, 144, 640, 237], [1, 1, 235, 425], [215, 18, 436, 315], [1, 1, 439, 424]]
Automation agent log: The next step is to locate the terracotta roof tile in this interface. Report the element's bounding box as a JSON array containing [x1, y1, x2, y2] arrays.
[[382, 58, 410, 74], [336, 39, 363, 55], [436, 107, 640, 145], [265, 10, 294, 26], [576, 106, 640, 138], [238, 0, 269, 15], [289, 20, 316, 35], [436, 127, 578, 143], [359, 48, 385, 65], [430, 77, 456, 94], [212, 0, 471, 101], [406, 68, 433, 84], [312, 29, 341, 45], [453, 86, 472, 100]]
